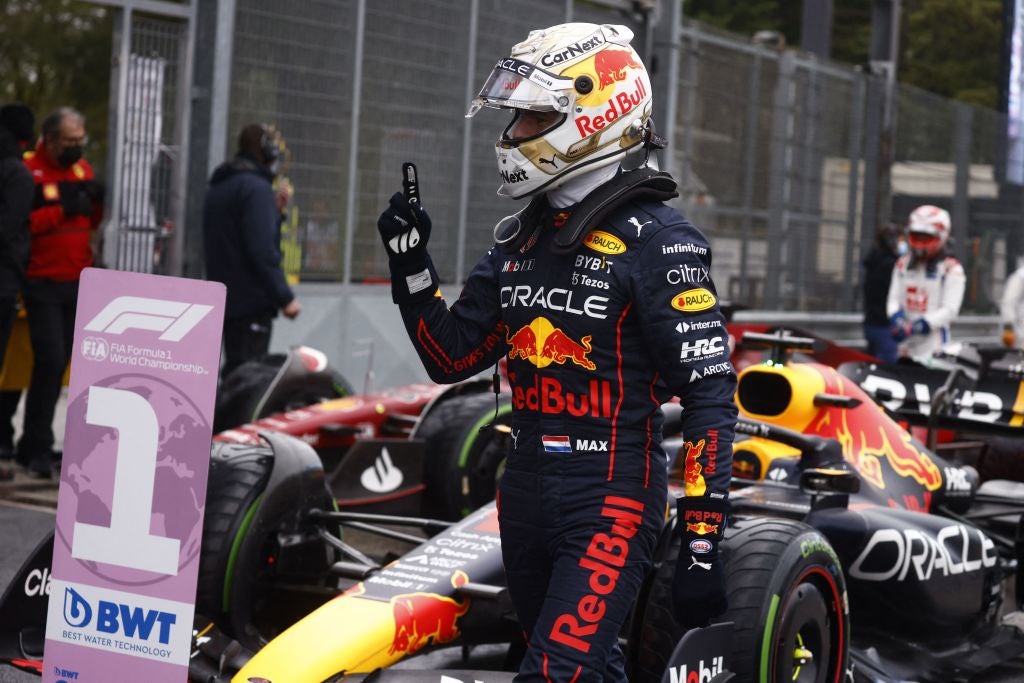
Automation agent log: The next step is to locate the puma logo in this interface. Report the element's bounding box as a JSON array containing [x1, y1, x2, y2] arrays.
[[627, 216, 652, 237], [688, 556, 713, 571], [538, 156, 558, 168]]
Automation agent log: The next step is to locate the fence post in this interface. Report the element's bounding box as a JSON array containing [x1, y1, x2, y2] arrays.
[[341, 0, 366, 285], [843, 76, 867, 311], [738, 52, 762, 304], [953, 102, 973, 264], [765, 51, 796, 309]]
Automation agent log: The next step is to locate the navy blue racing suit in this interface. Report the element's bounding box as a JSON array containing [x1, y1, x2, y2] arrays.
[[395, 197, 736, 681]]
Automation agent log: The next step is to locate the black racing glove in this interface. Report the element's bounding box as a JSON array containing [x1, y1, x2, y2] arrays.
[[672, 495, 729, 629], [376, 191, 436, 304], [58, 181, 94, 217]]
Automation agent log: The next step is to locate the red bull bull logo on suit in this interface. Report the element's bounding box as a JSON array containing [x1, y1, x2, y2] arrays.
[[506, 316, 596, 370]]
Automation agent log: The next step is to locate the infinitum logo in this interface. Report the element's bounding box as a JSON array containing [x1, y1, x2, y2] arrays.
[[85, 296, 213, 341]]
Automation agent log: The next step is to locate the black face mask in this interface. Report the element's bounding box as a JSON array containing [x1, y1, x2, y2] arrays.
[[57, 145, 83, 167]]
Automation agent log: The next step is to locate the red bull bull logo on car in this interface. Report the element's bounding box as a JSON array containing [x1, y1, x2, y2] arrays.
[[388, 571, 469, 656], [506, 316, 597, 370]]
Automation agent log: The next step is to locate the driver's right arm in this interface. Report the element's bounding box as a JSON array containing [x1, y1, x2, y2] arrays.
[[398, 248, 509, 384]]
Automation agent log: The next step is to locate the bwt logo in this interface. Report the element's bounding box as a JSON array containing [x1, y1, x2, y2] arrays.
[[84, 296, 213, 341], [62, 586, 176, 644]]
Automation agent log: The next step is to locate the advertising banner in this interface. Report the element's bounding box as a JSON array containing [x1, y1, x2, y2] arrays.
[[42, 268, 225, 682]]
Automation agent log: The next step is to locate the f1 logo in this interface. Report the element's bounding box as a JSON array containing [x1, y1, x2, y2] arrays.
[[84, 296, 213, 342]]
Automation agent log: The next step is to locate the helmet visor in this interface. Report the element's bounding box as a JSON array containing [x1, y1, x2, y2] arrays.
[[466, 57, 575, 117]]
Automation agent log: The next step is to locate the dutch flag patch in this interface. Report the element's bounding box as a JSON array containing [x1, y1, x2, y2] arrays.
[[542, 435, 572, 453]]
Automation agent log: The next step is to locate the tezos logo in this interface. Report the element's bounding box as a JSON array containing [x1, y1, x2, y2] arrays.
[[85, 296, 213, 342]]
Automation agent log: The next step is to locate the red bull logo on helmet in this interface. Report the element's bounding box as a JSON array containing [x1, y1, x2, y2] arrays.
[[594, 48, 643, 89], [575, 76, 648, 138], [388, 571, 470, 656], [506, 316, 596, 370]]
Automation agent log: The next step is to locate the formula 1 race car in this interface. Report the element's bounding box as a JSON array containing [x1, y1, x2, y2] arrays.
[[6, 332, 1024, 682], [210, 345, 512, 522]]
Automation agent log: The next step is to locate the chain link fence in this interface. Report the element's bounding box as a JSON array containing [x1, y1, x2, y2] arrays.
[[216, 2, 1024, 314]]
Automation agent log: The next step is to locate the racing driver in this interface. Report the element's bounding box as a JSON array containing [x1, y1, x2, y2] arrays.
[[886, 204, 966, 361], [376, 23, 737, 681]]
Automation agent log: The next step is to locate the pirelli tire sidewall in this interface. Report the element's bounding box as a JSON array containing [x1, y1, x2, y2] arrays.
[[630, 516, 849, 683], [195, 442, 273, 629]]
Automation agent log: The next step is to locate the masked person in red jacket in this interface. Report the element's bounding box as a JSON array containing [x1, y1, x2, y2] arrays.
[[17, 107, 103, 478]]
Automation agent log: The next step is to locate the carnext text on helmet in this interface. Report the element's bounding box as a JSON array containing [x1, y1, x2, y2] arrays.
[[540, 32, 606, 67]]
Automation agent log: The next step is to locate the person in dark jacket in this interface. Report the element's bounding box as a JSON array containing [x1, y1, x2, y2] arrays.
[[862, 223, 903, 363], [0, 104, 33, 373], [202, 123, 300, 378], [0, 103, 34, 479]]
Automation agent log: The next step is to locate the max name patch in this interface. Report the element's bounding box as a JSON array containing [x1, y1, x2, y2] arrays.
[[672, 288, 716, 312], [583, 230, 626, 255]]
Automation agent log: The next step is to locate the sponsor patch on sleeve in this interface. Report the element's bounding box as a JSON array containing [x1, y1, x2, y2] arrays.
[[583, 230, 626, 255], [671, 288, 716, 312]]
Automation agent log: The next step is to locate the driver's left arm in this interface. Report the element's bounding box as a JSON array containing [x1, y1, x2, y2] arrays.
[[630, 224, 737, 499], [923, 257, 966, 331]]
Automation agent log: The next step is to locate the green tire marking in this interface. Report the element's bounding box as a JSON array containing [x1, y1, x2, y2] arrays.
[[458, 403, 512, 468], [457, 402, 512, 517], [222, 494, 263, 614], [760, 594, 781, 682]]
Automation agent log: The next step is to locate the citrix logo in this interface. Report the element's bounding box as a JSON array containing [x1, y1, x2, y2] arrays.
[[61, 586, 177, 644], [85, 296, 213, 341]]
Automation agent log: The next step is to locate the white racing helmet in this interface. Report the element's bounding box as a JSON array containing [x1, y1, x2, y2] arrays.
[[467, 23, 653, 199], [906, 204, 951, 260]]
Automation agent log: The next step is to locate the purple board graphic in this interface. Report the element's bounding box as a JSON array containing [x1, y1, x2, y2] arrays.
[[42, 268, 224, 682]]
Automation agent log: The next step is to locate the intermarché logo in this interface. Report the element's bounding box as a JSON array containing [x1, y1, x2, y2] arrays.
[[84, 296, 213, 342]]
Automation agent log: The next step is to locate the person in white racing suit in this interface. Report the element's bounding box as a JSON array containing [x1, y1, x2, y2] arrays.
[[999, 261, 1024, 348], [886, 204, 966, 360]]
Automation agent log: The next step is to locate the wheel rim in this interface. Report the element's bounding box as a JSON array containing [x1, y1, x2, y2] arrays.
[[772, 568, 844, 683]]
